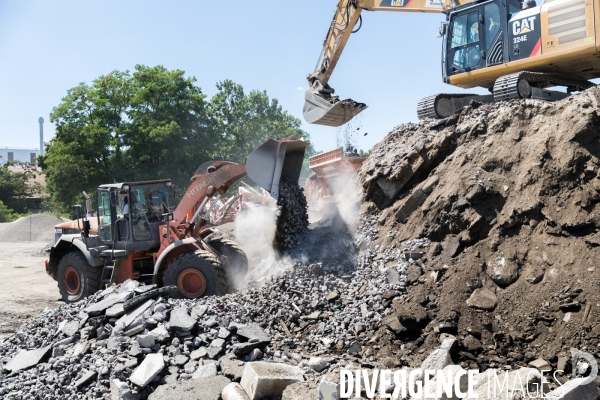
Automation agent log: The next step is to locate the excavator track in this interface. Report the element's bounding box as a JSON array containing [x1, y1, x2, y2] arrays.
[[417, 93, 493, 120], [493, 71, 594, 102]]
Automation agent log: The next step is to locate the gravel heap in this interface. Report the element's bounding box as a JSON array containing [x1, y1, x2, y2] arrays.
[[273, 179, 309, 250], [0, 214, 65, 243]]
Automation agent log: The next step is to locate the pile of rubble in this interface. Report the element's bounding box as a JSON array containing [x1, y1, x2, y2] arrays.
[[4, 88, 600, 399]]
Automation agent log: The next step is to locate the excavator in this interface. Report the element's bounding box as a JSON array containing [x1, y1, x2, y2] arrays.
[[45, 137, 308, 302], [304, 0, 600, 126]]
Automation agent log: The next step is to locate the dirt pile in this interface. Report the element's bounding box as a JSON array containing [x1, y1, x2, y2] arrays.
[[356, 88, 600, 377]]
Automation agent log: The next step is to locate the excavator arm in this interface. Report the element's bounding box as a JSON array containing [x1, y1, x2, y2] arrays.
[[304, 0, 471, 127]]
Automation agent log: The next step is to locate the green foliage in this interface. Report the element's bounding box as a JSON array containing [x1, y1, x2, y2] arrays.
[[42, 66, 313, 215], [0, 200, 18, 222], [0, 162, 43, 214]]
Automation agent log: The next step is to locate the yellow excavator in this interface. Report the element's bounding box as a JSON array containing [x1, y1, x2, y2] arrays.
[[304, 0, 600, 126]]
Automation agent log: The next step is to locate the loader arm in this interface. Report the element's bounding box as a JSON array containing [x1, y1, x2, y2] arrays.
[[304, 0, 473, 127]]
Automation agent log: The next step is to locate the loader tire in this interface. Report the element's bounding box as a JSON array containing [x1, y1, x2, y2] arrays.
[[207, 238, 248, 292], [164, 250, 226, 298], [57, 251, 101, 303]]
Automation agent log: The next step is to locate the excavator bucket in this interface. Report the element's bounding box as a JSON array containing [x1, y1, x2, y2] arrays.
[[303, 89, 367, 127], [246, 136, 309, 200]]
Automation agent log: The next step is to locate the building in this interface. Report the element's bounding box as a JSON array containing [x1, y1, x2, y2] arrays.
[[0, 148, 40, 165]]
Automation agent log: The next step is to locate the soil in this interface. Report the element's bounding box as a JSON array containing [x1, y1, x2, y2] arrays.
[[0, 242, 62, 339], [356, 88, 600, 371]]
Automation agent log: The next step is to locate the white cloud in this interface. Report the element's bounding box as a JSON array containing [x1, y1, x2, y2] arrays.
[[296, 86, 303, 91]]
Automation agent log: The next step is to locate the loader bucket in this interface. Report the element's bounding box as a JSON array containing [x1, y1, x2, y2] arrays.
[[303, 89, 367, 127], [246, 136, 309, 200]]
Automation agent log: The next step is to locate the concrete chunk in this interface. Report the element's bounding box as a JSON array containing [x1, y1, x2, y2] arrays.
[[129, 353, 165, 388], [282, 381, 319, 400], [3, 345, 51, 372], [307, 357, 329, 373], [240, 361, 305, 400], [84, 291, 132, 316], [237, 324, 271, 343], [192, 362, 217, 379], [74, 370, 97, 389], [222, 382, 251, 400], [148, 375, 231, 400], [319, 371, 343, 400], [136, 334, 156, 348], [115, 299, 154, 331], [110, 378, 135, 400], [466, 288, 498, 310], [61, 320, 79, 337], [169, 307, 196, 332], [545, 377, 598, 400]]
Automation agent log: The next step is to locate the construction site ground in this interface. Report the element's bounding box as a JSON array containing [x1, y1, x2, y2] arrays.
[[0, 241, 61, 340]]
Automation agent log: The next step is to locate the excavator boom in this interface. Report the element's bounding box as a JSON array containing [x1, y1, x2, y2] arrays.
[[304, 0, 474, 126]]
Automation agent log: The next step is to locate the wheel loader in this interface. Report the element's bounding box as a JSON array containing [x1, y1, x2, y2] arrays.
[[45, 137, 308, 302], [304, 0, 600, 126]]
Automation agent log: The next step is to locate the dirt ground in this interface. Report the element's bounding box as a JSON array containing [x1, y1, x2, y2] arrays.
[[0, 242, 62, 339]]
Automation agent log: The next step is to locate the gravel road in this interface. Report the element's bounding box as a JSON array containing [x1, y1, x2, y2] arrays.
[[0, 242, 62, 339]]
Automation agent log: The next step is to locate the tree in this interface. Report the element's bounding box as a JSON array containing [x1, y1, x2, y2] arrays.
[[0, 162, 42, 214], [208, 80, 314, 162], [41, 66, 313, 215]]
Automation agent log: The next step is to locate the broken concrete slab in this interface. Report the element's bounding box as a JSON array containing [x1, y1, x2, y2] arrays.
[[61, 320, 79, 337], [129, 353, 165, 388], [319, 371, 343, 400], [307, 357, 329, 373], [240, 361, 305, 400], [122, 285, 177, 312], [148, 375, 231, 400], [236, 324, 271, 343], [114, 299, 154, 331], [191, 304, 208, 319], [136, 334, 156, 349], [3, 345, 51, 372], [544, 377, 598, 399], [74, 370, 97, 389], [106, 303, 126, 318], [190, 347, 207, 361], [396, 188, 429, 222], [84, 291, 132, 316], [191, 362, 217, 379], [168, 307, 196, 333], [110, 378, 135, 400]]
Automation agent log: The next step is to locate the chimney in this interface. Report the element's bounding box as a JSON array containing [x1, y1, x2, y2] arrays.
[[38, 117, 44, 155]]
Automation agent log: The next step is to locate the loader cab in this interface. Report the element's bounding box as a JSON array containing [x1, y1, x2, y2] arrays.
[[443, 0, 517, 81], [96, 180, 171, 251]]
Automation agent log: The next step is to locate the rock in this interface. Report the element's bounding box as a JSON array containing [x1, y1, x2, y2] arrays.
[[129, 353, 165, 388], [544, 377, 598, 399], [466, 288, 498, 310], [169, 307, 196, 332], [557, 357, 569, 374], [240, 361, 305, 400], [405, 264, 423, 284], [319, 371, 343, 400], [282, 381, 319, 400], [114, 299, 154, 331], [122, 285, 177, 312], [150, 325, 170, 342], [190, 347, 208, 360], [237, 324, 271, 343], [392, 299, 429, 329], [61, 320, 79, 337], [441, 235, 461, 259], [136, 334, 156, 348], [382, 314, 407, 335], [528, 358, 551, 371], [207, 347, 222, 359], [463, 334, 483, 352], [106, 303, 126, 318], [110, 378, 135, 400], [3, 345, 51, 372], [192, 362, 217, 379], [222, 382, 251, 400], [218, 327, 231, 339], [249, 348, 263, 361], [386, 269, 401, 284], [487, 257, 519, 286], [307, 357, 330, 373], [74, 370, 97, 389], [191, 304, 208, 319], [84, 291, 131, 316], [174, 354, 189, 366], [325, 291, 340, 302], [420, 347, 452, 372], [149, 375, 231, 400]]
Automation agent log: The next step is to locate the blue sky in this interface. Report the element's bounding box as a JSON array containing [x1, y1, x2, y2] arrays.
[[0, 0, 484, 154]]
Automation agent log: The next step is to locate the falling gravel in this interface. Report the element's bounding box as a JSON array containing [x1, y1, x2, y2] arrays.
[[273, 179, 309, 250]]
